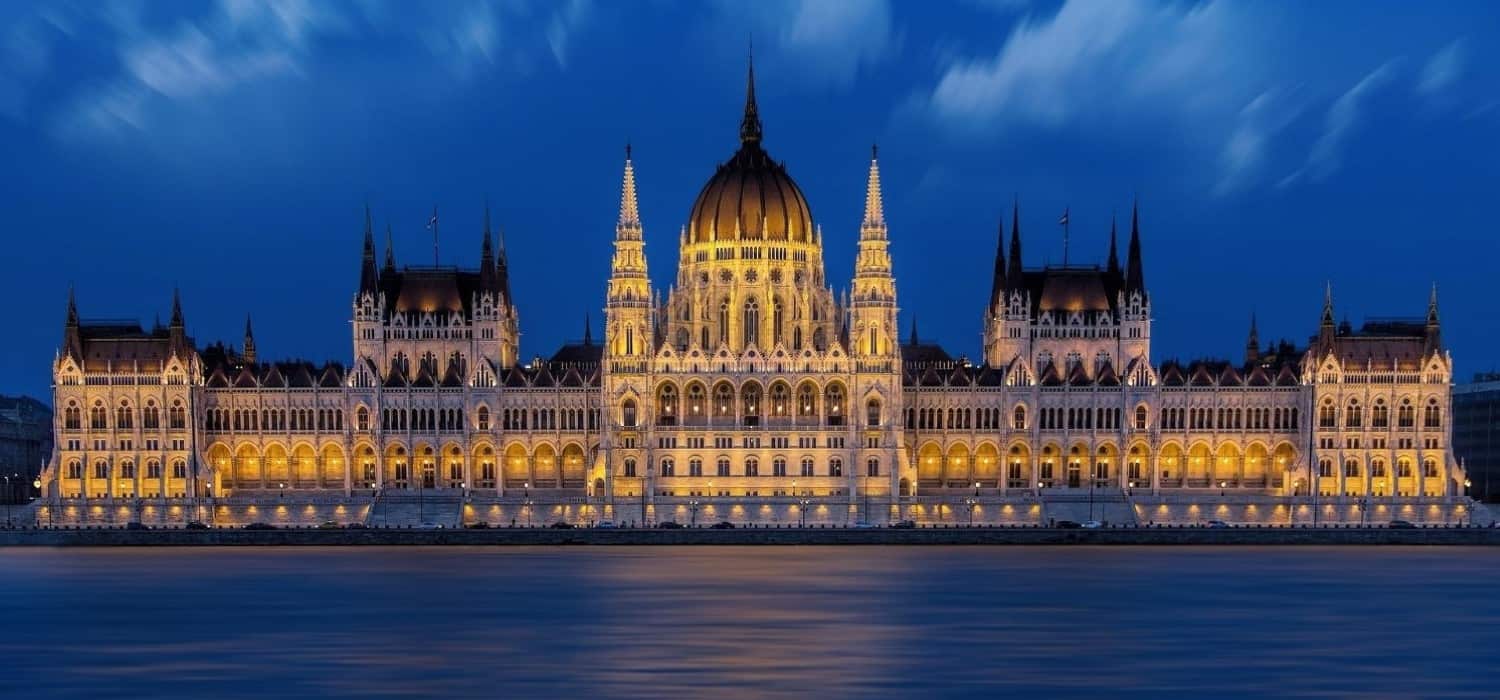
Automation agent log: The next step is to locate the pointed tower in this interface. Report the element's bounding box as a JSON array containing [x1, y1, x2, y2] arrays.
[[479, 203, 497, 295], [1106, 215, 1120, 278], [1124, 200, 1145, 297], [1244, 313, 1260, 365], [243, 314, 257, 365], [62, 287, 82, 360], [168, 288, 188, 358], [908, 315, 919, 346], [583, 313, 594, 346], [850, 144, 898, 360], [604, 143, 653, 360], [1424, 284, 1441, 355], [740, 55, 762, 145], [1316, 282, 1338, 353], [985, 201, 1030, 368], [360, 204, 379, 296], [383, 224, 396, 273], [495, 225, 512, 305], [1005, 202, 1024, 294]]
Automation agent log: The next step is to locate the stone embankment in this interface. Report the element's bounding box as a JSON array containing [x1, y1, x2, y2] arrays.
[[2, 525, 1498, 547]]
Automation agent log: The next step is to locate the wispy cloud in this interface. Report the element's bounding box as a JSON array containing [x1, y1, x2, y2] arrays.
[[1417, 38, 1465, 99], [1280, 60, 1401, 188], [711, 0, 896, 88], [1215, 88, 1303, 196]]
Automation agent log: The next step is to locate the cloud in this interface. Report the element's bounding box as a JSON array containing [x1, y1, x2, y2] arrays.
[[1280, 60, 1401, 187], [1417, 38, 1465, 98], [545, 0, 591, 68], [712, 0, 896, 87], [926, 0, 1255, 129], [1215, 88, 1303, 196]]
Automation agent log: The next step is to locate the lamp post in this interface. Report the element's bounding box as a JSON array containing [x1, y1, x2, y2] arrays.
[[1290, 478, 1302, 526], [965, 497, 976, 527], [524, 497, 532, 527], [2, 475, 11, 528], [690, 499, 700, 528], [799, 498, 810, 527], [1465, 479, 1473, 526]]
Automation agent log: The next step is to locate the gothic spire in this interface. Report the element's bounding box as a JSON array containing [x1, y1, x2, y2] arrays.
[[66, 285, 78, 327], [1425, 283, 1442, 354], [740, 50, 762, 145], [170, 287, 184, 327], [1106, 214, 1120, 277], [168, 288, 187, 358], [243, 314, 257, 365], [383, 224, 396, 272], [1321, 282, 1336, 327], [495, 225, 511, 303], [480, 202, 497, 294], [1244, 312, 1260, 365], [1125, 199, 1145, 296], [1005, 199, 1024, 294], [583, 313, 593, 346], [62, 286, 82, 359], [908, 314, 919, 346], [989, 216, 1006, 311], [618, 143, 641, 234], [360, 204, 379, 295], [862, 144, 885, 233]]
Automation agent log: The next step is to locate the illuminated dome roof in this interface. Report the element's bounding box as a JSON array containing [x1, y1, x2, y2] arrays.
[[687, 63, 813, 244]]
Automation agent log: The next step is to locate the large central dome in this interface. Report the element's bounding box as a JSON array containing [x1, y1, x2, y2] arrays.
[[687, 64, 813, 244]]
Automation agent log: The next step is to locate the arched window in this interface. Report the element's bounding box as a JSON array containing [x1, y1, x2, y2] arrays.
[[686, 383, 706, 418], [825, 384, 846, 426], [624, 325, 634, 355], [800, 457, 814, 477], [172, 460, 186, 479], [675, 328, 689, 352], [623, 457, 637, 478], [1397, 458, 1413, 477], [659, 457, 674, 477], [357, 406, 370, 431], [143, 401, 160, 430], [64, 402, 81, 430], [714, 457, 728, 477], [690, 458, 704, 477], [793, 326, 803, 350], [828, 457, 843, 477], [1134, 405, 1148, 430], [1398, 400, 1415, 428], [621, 399, 638, 428], [116, 401, 133, 430], [1318, 400, 1336, 428], [866, 458, 880, 477], [1318, 458, 1333, 478], [813, 327, 828, 352], [146, 459, 161, 479], [718, 298, 730, 345], [776, 456, 793, 478], [772, 298, 784, 345], [742, 383, 762, 425], [66, 460, 82, 479], [119, 460, 135, 479], [797, 384, 817, 418], [714, 384, 733, 417], [769, 383, 790, 418], [745, 457, 759, 476], [477, 406, 490, 431], [1344, 459, 1360, 478], [743, 298, 759, 347], [1423, 400, 1441, 428], [866, 398, 881, 427], [657, 384, 679, 426], [1423, 459, 1438, 478], [1013, 405, 1027, 431], [1345, 400, 1362, 428], [1372, 400, 1389, 428]]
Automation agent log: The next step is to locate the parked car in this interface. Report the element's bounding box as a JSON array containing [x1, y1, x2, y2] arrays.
[[1387, 519, 1417, 529], [595, 521, 617, 529], [657, 521, 684, 529], [244, 522, 276, 530], [549, 521, 576, 529], [184, 521, 209, 530], [1206, 520, 1230, 529], [466, 521, 490, 529], [851, 521, 877, 529], [710, 521, 736, 529], [1055, 520, 1082, 529], [1082, 520, 1103, 529], [317, 520, 342, 530], [889, 520, 917, 529]]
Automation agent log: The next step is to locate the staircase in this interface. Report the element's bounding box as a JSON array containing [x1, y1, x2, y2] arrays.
[[365, 492, 463, 529]]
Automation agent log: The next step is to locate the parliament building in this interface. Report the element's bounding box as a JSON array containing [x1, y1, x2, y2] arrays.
[[35, 66, 1468, 528]]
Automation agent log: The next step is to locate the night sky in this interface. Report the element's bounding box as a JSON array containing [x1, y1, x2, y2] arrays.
[[2, 0, 1497, 401]]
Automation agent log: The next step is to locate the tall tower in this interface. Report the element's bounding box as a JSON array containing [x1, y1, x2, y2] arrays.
[[243, 314, 256, 365], [849, 145, 898, 360], [984, 204, 1030, 369], [604, 145, 652, 361]]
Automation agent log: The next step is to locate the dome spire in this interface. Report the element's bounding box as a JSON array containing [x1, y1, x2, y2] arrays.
[[740, 47, 762, 145], [861, 143, 885, 235], [618, 142, 641, 234]]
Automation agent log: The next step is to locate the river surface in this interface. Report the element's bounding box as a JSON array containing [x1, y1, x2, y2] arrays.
[[1, 546, 1497, 699]]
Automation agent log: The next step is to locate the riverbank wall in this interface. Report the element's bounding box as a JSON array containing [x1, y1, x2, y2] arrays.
[[3, 525, 1499, 547]]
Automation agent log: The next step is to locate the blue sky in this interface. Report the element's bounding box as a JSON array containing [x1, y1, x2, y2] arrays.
[[1, 0, 1497, 401]]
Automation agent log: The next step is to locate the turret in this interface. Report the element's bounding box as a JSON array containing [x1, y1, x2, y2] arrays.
[[605, 144, 652, 359], [1318, 282, 1336, 350], [849, 144, 898, 358], [1106, 215, 1120, 278], [168, 288, 188, 358], [243, 314, 257, 365], [1244, 313, 1260, 365], [479, 203, 497, 296], [383, 224, 396, 273], [1124, 200, 1145, 297], [62, 286, 82, 360], [1425, 284, 1442, 355], [1005, 202, 1024, 297], [359, 204, 379, 296]]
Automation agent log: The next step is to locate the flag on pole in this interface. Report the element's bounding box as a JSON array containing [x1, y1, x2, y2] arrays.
[[1058, 208, 1069, 226], [427, 207, 440, 266]]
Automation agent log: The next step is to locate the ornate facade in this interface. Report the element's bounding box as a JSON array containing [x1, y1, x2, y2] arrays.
[[37, 66, 1466, 526]]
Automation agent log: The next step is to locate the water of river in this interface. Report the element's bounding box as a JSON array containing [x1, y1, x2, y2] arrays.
[[1, 546, 1496, 699]]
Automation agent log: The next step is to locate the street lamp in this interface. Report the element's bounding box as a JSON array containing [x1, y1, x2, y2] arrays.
[[690, 499, 700, 528], [799, 498, 810, 527], [965, 497, 976, 527], [2, 475, 11, 528], [973, 481, 980, 497], [1219, 481, 1227, 497], [278, 482, 285, 499], [524, 497, 533, 527]]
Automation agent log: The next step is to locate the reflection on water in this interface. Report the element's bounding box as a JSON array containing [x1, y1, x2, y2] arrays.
[[1, 546, 1497, 698]]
